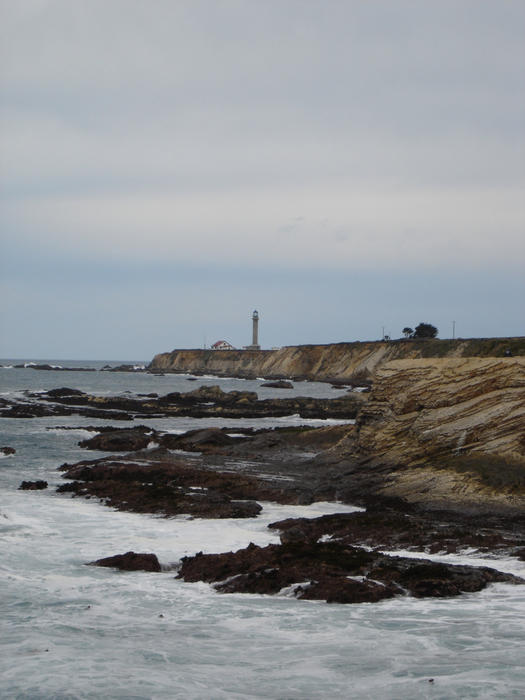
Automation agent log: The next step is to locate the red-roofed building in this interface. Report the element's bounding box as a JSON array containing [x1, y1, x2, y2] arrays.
[[211, 340, 235, 350]]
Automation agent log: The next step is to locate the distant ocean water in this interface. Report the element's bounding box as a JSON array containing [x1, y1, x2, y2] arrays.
[[2, 360, 525, 699]]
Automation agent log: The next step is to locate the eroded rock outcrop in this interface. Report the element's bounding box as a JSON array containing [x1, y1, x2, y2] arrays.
[[78, 427, 154, 452], [322, 357, 525, 512], [29, 385, 363, 421], [177, 540, 523, 603], [19, 480, 48, 490], [90, 551, 161, 572], [355, 357, 525, 464], [56, 457, 307, 517]]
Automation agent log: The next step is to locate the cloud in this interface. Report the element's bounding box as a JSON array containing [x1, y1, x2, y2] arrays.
[[1, 1, 524, 356], [3, 182, 523, 269]]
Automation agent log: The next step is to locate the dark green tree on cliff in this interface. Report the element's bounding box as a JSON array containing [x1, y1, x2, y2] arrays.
[[402, 327, 414, 338], [413, 322, 438, 338]]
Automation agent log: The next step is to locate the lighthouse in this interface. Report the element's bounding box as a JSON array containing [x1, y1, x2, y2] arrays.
[[244, 310, 261, 350], [252, 310, 259, 348]]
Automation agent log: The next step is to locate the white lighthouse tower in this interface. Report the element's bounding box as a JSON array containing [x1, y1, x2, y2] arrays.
[[244, 310, 261, 350]]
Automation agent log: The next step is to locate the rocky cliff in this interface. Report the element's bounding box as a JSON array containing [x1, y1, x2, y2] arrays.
[[328, 357, 525, 512], [150, 337, 525, 382], [355, 357, 525, 464]]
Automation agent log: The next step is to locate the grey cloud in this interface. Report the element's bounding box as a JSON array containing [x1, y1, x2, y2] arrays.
[[1, 2, 524, 283]]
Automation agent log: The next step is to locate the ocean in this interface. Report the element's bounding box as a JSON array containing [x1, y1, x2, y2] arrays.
[[1, 361, 525, 699]]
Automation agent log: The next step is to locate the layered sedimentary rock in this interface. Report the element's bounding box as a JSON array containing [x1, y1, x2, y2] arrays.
[[355, 357, 525, 464], [327, 357, 525, 511], [150, 337, 525, 382]]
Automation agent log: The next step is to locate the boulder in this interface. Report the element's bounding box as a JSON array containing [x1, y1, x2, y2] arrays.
[[19, 480, 48, 490], [79, 427, 154, 451], [46, 388, 86, 397], [161, 428, 238, 453], [90, 551, 161, 572], [1, 446, 16, 455]]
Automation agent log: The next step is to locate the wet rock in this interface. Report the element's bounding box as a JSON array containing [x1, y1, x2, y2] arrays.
[[515, 548, 525, 561], [101, 365, 146, 372], [1, 446, 16, 455], [269, 505, 525, 557], [279, 524, 317, 544], [20, 384, 363, 421], [177, 541, 523, 603], [90, 551, 161, 572], [260, 380, 294, 389], [161, 428, 240, 453], [46, 388, 86, 397], [56, 457, 286, 518], [13, 364, 95, 372], [79, 427, 154, 452], [56, 481, 84, 494], [19, 480, 48, 490], [0, 402, 71, 418]]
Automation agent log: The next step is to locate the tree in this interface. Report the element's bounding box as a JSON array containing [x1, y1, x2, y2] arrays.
[[413, 322, 438, 339], [402, 327, 414, 338]]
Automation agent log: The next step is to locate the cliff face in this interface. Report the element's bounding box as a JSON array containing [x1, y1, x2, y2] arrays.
[[355, 357, 525, 465], [344, 357, 525, 511], [150, 337, 525, 382]]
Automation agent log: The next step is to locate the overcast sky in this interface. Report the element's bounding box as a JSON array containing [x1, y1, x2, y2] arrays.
[[1, 0, 524, 360]]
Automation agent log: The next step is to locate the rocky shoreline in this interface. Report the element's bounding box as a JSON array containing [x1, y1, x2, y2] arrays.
[[0, 384, 364, 421], [10, 355, 525, 604]]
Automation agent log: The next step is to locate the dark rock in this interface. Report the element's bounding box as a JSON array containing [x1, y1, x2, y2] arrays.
[[21, 384, 364, 421], [46, 388, 86, 397], [90, 551, 161, 572], [260, 380, 294, 389], [177, 540, 523, 603], [19, 480, 48, 490], [269, 506, 525, 558], [14, 364, 95, 372], [161, 428, 239, 453], [302, 577, 398, 604], [229, 500, 263, 517], [1, 446, 16, 455], [56, 481, 83, 493], [279, 524, 317, 544], [0, 402, 70, 418], [79, 427, 154, 452], [101, 365, 146, 372], [56, 457, 283, 518], [515, 548, 525, 561]]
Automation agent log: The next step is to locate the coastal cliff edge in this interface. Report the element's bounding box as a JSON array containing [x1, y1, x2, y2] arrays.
[[150, 337, 525, 382]]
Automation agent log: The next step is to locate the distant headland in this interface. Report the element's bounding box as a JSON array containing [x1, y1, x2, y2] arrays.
[[149, 336, 525, 382]]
